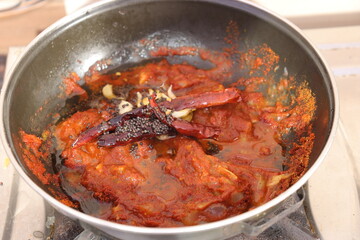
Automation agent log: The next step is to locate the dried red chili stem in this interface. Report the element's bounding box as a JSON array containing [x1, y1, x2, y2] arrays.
[[160, 88, 241, 111]]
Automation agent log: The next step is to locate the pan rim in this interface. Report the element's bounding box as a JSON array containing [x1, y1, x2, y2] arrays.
[[0, 0, 339, 236]]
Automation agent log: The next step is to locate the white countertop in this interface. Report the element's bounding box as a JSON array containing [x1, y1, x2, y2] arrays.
[[252, 0, 360, 28], [305, 25, 360, 240], [253, 0, 360, 17]]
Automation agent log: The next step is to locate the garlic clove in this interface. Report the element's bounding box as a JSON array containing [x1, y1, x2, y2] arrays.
[[102, 84, 117, 99], [167, 85, 176, 99], [156, 135, 172, 141], [142, 97, 150, 106], [171, 108, 194, 119], [136, 92, 143, 107], [118, 100, 134, 114]]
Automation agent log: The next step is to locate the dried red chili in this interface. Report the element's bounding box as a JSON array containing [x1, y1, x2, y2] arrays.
[[18, 43, 316, 227]]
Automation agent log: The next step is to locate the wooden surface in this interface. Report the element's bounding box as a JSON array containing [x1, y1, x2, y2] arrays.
[[0, 0, 66, 55]]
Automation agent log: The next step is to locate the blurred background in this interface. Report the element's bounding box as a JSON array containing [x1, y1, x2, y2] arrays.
[[1, 0, 360, 55], [1, 0, 360, 89]]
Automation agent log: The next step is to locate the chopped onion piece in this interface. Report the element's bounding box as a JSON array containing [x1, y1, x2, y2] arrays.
[[267, 173, 292, 187], [217, 166, 238, 181]]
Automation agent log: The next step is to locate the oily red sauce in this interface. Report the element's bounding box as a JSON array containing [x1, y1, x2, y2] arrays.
[[19, 44, 316, 227]]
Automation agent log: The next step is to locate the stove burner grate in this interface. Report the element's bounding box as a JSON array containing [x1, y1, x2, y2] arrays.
[[45, 187, 319, 240]]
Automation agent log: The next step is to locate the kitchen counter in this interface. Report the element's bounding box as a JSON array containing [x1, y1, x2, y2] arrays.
[[0, 0, 65, 55], [305, 25, 360, 239]]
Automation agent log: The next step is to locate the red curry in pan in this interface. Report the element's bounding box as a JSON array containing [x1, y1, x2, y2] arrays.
[[19, 44, 316, 227]]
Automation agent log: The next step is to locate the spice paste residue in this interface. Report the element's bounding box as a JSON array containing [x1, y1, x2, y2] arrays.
[[19, 42, 316, 227]]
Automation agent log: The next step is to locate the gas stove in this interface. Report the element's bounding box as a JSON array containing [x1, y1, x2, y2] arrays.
[[1, 25, 359, 240], [45, 187, 319, 240]]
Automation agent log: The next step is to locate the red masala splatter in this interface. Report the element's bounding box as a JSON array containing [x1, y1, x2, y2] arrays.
[[18, 22, 316, 227], [150, 46, 198, 57], [19, 130, 53, 185], [63, 72, 88, 100], [241, 44, 280, 76]]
